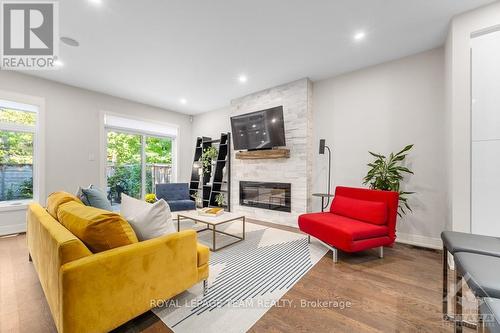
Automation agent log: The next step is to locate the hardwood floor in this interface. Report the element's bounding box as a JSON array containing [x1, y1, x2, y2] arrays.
[[0, 222, 467, 333]]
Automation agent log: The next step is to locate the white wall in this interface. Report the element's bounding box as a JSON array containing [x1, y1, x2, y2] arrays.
[[445, 2, 500, 233], [0, 71, 192, 235], [470, 30, 500, 237], [191, 106, 231, 152], [313, 48, 446, 248]]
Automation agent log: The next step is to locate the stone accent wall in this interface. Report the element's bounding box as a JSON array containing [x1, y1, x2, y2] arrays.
[[230, 78, 313, 227]]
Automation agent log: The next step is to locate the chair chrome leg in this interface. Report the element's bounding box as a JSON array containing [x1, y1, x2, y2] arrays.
[[477, 298, 483, 333], [203, 279, 208, 295], [378, 246, 384, 259], [443, 248, 448, 320], [455, 270, 463, 333], [332, 248, 338, 263]]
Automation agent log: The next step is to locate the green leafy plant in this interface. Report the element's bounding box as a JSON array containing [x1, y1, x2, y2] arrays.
[[200, 147, 218, 174], [363, 144, 415, 217], [215, 193, 225, 207]]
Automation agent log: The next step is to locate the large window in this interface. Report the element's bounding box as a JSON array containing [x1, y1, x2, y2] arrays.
[[104, 114, 176, 205], [0, 101, 39, 205]]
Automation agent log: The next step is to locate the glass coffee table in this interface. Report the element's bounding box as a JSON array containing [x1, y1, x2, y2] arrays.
[[174, 210, 245, 251]]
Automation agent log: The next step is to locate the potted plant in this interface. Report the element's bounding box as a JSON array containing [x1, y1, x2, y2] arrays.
[[215, 193, 225, 207], [363, 144, 415, 217], [200, 146, 218, 175], [191, 191, 203, 208]]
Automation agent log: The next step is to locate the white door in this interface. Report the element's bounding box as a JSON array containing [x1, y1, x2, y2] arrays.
[[471, 29, 500, 237]]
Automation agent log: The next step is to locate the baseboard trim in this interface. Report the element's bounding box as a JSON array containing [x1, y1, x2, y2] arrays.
[[396, 232, 442, 250], [0, 224, 26, 236]]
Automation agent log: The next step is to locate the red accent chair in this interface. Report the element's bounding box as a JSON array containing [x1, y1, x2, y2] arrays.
[[298, 186, 399, 262]]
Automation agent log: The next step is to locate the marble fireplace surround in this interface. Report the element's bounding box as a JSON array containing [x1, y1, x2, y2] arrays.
[[230, 78, 313, 227]]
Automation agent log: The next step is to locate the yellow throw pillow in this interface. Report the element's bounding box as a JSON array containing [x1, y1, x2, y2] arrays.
[[57, 201, 138, 253], [46, 191, 83, 219]]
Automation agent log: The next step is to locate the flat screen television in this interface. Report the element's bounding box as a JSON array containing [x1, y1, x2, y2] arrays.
[[230, 106, 286, 150]]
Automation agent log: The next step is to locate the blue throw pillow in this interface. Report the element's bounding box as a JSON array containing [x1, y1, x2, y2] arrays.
[[81, 186, 112, 211], [76, 186, 91, 206]]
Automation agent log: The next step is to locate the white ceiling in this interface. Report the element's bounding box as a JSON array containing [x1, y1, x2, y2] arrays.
[[27, 0, 494, 114]]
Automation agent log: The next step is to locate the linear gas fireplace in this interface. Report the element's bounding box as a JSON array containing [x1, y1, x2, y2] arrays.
[[240, 181, 291, 212]]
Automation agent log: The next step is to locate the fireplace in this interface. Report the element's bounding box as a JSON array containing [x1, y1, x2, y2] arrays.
[[239, 181, 291, 212]]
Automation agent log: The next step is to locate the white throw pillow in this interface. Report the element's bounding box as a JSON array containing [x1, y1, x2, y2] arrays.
[[120, 194, 176, 240], [120, 193, 150, 220]]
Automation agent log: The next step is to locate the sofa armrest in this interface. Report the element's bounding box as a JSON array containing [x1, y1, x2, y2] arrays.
[[59, 230, 201, 333], [197, 243, 209, 267]]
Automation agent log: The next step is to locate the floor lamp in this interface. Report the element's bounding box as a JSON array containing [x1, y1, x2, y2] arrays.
[[319, 139, 332, 211]]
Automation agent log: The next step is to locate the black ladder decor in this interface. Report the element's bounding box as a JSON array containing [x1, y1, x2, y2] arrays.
[[189, 133, 231, 211]]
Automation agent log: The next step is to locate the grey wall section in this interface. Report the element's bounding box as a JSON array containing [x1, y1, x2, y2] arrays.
[[0, 71, 192, 234], [313, 48, 446, 247]]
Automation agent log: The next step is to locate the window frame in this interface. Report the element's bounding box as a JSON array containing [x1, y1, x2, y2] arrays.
[[0, 90, 45, 211], [100, 111, 178, 200]]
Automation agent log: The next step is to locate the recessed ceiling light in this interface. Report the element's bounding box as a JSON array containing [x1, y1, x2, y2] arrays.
[[238, 75, 248, 83], [54, 59, 64, 67], [353, 31, 366, 42], [88, 0, 102, 5], [180, 98, 187, 105], [60, 36, 79, 47]]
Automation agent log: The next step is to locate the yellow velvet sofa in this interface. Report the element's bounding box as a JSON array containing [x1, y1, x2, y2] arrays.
[[27, 200, 209, 333]]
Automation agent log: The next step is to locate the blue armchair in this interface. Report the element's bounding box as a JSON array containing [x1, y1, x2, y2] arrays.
[[155, 183, 196, 212]]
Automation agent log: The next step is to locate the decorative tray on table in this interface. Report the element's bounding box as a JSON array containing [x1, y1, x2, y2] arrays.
[[198, 207, 224, 217]]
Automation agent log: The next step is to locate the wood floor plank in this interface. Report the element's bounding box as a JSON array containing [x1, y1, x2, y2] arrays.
[[0, 225, 470, 333]]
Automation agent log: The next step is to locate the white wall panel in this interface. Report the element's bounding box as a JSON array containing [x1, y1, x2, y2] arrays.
[[471, 29, 500, 237]]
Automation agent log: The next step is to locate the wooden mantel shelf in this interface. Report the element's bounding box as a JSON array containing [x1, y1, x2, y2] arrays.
[[235, 148, 290, 160]]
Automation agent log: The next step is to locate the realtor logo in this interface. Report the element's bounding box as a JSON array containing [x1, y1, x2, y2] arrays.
[[1, 1, 59, 70]]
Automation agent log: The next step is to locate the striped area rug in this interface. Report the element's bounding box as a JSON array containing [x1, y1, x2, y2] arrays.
[[153, 221, 327, 333]]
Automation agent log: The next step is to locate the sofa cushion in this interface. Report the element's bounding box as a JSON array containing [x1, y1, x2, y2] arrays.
[[123, 197, 176, 241], [299, 212, 389, 241], [76, 185, 94, 206], [168, 200, 196, 212], [81, 186, 112, 211], [46, 191, 83, 219], [120, 193, 150, 220], [330, 195, 387, 225], [57, 201, 138, 253]]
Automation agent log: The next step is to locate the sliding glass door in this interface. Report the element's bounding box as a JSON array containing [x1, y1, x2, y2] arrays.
[[106, 130, 173, 204]]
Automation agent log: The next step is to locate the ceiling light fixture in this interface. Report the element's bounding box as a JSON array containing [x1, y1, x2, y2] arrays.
[[88, 0, 102, 5], [180, 98, 187, 105], [238, 74, 248, 83], [353, 31, 366, 42], [60, 36, 80, 47]]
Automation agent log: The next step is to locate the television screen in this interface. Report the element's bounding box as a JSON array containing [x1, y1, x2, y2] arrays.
[[230, 106, 286, 150]]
